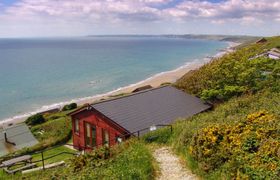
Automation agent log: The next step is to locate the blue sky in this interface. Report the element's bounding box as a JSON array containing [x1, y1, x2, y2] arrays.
[[1, 0, 17, 6], [0, 0, 279, 37]]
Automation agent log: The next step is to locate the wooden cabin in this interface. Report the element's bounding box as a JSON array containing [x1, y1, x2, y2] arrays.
[[68, 86, 211, 151], [256, 38, 267, 44]]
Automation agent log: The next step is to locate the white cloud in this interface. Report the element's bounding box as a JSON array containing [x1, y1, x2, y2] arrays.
[[2, 0, 280, 23], [0, 0, 279, 37], [166, 0, 280, 24]]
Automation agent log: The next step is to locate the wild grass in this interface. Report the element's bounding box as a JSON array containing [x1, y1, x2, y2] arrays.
[[0, 110, 72, 163], [20, 139, 156, 180], [32, 146, 76, 167], [143, 89, 280, 179]]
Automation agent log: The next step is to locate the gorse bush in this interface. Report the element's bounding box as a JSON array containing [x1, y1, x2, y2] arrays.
[[190, 111, 280, 179], [25, 114, 46, 126]]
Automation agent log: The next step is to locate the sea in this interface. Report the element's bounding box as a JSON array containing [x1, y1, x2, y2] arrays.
[[0, 36, 228, 123]]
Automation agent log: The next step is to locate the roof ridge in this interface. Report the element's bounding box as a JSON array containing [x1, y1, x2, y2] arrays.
[[91, 85, 172, 106]]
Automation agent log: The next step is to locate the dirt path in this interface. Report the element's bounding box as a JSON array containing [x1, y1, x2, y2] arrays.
[[153, 147, 198, 180]]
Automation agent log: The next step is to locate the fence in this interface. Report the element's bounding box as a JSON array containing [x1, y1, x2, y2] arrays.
[[0, 124, 172, 171]]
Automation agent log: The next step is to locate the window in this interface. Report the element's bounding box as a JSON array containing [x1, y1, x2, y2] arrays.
[[92, 126, 96, 147], [85, 123, 96, 148], [85, 123, 91, 147], [74, 119, 79, 134], [102, 129, 109, 147]]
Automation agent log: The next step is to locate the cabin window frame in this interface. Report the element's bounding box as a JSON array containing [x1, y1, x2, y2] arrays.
[[74, 119, 80, 135]]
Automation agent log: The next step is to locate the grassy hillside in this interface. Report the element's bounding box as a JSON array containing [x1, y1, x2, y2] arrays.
[[176, 36, 280, 102], [0, 111, 72, 161], [18, 140, 155, 180], [145, 90, 280, 179], [145, 36, 280, 179]]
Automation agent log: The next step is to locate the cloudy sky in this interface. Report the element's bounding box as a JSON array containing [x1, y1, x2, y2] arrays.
[[0, 0, 279, 37]]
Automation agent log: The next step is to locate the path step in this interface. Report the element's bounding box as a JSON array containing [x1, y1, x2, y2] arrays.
[[153, 147, 197, 180]]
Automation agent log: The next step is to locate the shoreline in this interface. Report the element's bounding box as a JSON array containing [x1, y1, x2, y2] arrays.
[[0, 41, 240, 128]]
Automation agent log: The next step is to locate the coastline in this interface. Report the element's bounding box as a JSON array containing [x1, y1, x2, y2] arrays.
[[0, 41, 240, 128]]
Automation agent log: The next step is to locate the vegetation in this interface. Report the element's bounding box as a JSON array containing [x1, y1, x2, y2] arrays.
[[32, 146, 76, 167], [25, 114, 46, 126], [176, 36, 280, 101], [145, 36, 280, 179], [144, 90, 280, 179], [1, 111, 72, 161], [62, 103, 77, 111], [190, 111, 280, 179], [19, 140, 155, 180], [30, 116, 72, 150]]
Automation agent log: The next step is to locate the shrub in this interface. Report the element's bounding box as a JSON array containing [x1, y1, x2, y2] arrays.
[[175, 37, 280, 101], [25, 114, 46, 126], [31, 117, 72, 147], [189, 111, 280, 179], [62, 103, 77, 111]]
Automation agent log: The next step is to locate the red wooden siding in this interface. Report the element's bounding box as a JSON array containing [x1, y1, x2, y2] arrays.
[[70, 109, 127, 151]]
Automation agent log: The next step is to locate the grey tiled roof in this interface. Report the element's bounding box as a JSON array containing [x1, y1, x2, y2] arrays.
[[0, 123, 38, 156], [91, 86, 211, 133]]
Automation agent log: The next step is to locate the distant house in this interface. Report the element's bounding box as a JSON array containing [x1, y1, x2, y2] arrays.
[[131, 85, 153, 93], [68, 86, 211, 151], [256, 38, 267, 44]]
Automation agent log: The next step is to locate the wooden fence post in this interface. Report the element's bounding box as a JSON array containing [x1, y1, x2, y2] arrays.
[[41, 152, 45, 170]]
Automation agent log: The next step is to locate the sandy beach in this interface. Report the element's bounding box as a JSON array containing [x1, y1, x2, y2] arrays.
[[0, 41, 240, 128]]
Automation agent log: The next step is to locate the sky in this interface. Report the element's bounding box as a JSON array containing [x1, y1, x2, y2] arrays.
[[0, 0, 279, 37]]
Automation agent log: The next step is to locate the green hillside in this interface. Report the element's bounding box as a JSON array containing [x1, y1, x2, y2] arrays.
[[146, 36, 280, 179], [176, 36, 280, 101]]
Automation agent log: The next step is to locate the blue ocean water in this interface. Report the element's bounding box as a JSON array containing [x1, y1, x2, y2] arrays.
[[0, 37, 227, 121]]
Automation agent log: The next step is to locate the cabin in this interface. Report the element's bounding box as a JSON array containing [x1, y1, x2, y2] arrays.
[[255, 38, 267, 44], [68, 86, 211, 151]]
